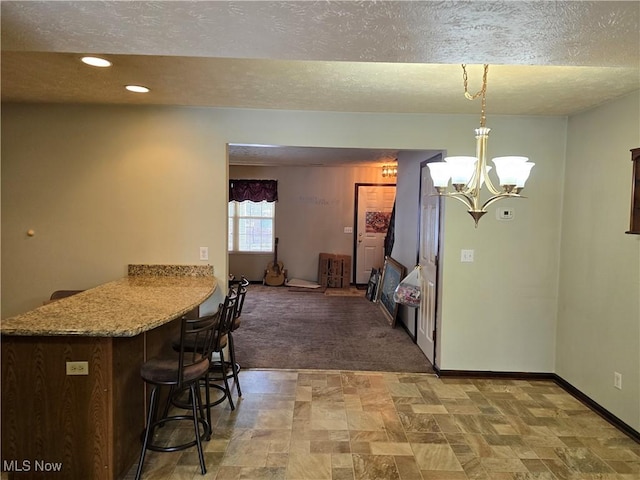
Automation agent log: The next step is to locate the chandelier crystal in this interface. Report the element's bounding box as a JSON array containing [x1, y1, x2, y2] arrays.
[[428, 65, 534, 226]]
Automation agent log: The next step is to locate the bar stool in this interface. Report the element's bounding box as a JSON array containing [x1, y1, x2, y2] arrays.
[[209, 290, 240, 410], [49, 290, 84, 301], [220, 276, 248, 398], [135, 313, 218, 480], [170, 292, 238, 417]]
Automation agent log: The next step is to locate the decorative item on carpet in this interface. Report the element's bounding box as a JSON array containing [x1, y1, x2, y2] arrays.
[[285, 278, 326, 293]]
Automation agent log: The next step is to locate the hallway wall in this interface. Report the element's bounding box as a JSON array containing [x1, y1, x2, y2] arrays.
[[557, 90, 640, 430]]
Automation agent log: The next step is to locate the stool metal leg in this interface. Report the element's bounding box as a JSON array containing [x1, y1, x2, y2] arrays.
[[218, 349, 235, 410], [203, 374, 212, 440], [135, 386, 159, 480], [189, 382, 206, 475], [228, 333, 242, 397], [159, 385, 176, 426]]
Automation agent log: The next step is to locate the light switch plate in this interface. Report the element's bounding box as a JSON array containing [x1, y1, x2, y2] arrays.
[[614, 372, 622, 389], [461, 249, 474, 262]]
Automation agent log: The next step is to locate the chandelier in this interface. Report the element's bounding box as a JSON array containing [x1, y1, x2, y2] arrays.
[[382, 162, 397, 177], [427, 65, 534, 226]]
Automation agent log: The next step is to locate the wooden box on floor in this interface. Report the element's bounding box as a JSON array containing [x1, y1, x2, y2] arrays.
[[318, 253, 351, 288]]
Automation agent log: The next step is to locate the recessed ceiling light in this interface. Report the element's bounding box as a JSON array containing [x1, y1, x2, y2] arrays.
[[81, 56, 111, 67], [125, 85, 150, 93]]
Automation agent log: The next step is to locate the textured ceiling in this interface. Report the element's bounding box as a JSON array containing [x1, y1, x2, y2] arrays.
[[1, 1, 639, 166]]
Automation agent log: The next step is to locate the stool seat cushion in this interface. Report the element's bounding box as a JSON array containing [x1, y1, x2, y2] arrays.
[[140, 356, 210, 384]]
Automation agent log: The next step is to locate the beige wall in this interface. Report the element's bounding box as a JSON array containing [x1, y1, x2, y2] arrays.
[[1, 105, 229, 316], [437, 115, 568, 374], [557, 90, 640, 430], [0, 105, 563, 345], [3, 100, 637, 430], [228, 164, 395, 282]]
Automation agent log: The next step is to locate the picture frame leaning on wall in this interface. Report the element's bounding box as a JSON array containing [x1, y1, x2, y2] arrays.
[[376, 256, 405, 327], [365, 268, 379, 302]]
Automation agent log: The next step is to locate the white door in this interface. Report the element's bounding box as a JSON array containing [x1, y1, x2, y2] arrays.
[[417, 160, 440, 365], [355, 185, 396, 284]]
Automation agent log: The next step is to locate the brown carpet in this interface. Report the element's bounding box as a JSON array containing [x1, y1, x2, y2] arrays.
[[233, 284, 433, 373]]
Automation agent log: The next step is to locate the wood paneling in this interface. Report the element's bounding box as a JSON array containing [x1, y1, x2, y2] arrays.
[[112, 335, 145, 479], [1, 336, 112, 479], [1, 314, 191, 479]]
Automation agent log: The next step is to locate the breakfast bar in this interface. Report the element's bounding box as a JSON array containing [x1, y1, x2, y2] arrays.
[[1, 265, 218, 479]]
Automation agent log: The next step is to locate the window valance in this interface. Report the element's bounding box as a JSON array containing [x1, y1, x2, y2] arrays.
[[229, 179, 278, 203]]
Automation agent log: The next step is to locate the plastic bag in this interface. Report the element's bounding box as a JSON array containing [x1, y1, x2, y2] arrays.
[[393, 265, 421, 307]]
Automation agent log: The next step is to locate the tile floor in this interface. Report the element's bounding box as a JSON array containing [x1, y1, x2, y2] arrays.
[[126, 369, 639, 480]]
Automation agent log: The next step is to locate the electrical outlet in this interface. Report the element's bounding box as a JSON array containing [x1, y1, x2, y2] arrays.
[[66, 361, 89, 376], [614, 372, 622, 390], [199, 246, 209, 261]]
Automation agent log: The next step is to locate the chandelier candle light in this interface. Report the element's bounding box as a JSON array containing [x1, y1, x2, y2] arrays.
[[382, 163, 397, 178], [428, 65, 535, 226]]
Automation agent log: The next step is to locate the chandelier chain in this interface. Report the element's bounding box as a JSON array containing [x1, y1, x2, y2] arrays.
[[462, 64, 489, 127]]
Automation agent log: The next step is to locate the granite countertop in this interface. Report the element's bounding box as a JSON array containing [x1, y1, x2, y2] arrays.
[[1, 265, 217, 337]]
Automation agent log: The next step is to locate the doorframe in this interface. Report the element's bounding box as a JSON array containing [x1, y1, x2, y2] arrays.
[[415, 154, 445, 368], [353, 183, 397, 285]]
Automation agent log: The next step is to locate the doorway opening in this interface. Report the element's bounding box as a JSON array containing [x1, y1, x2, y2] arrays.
[[353, 183, 397, 286]]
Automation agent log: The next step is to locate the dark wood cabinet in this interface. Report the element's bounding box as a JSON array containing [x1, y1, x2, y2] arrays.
[[627, 148, 640, 234]]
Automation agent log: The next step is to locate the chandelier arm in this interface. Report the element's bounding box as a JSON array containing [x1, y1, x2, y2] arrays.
[[482, 169, 502, 195], [481, 193, 522, 211], [462, 165, 501, 196], [462, 169, 501, 196], [461, 161, 482, 197], [466, 181, 483, 212], [444, 192, 474, 211]]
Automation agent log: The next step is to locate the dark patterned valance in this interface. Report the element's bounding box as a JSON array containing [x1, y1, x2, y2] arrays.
[[229, 179, 278, 203]]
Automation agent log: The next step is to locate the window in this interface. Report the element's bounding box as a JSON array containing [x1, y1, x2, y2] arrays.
[[228, 200, 275, 252], [228, 179, 278, 252]]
